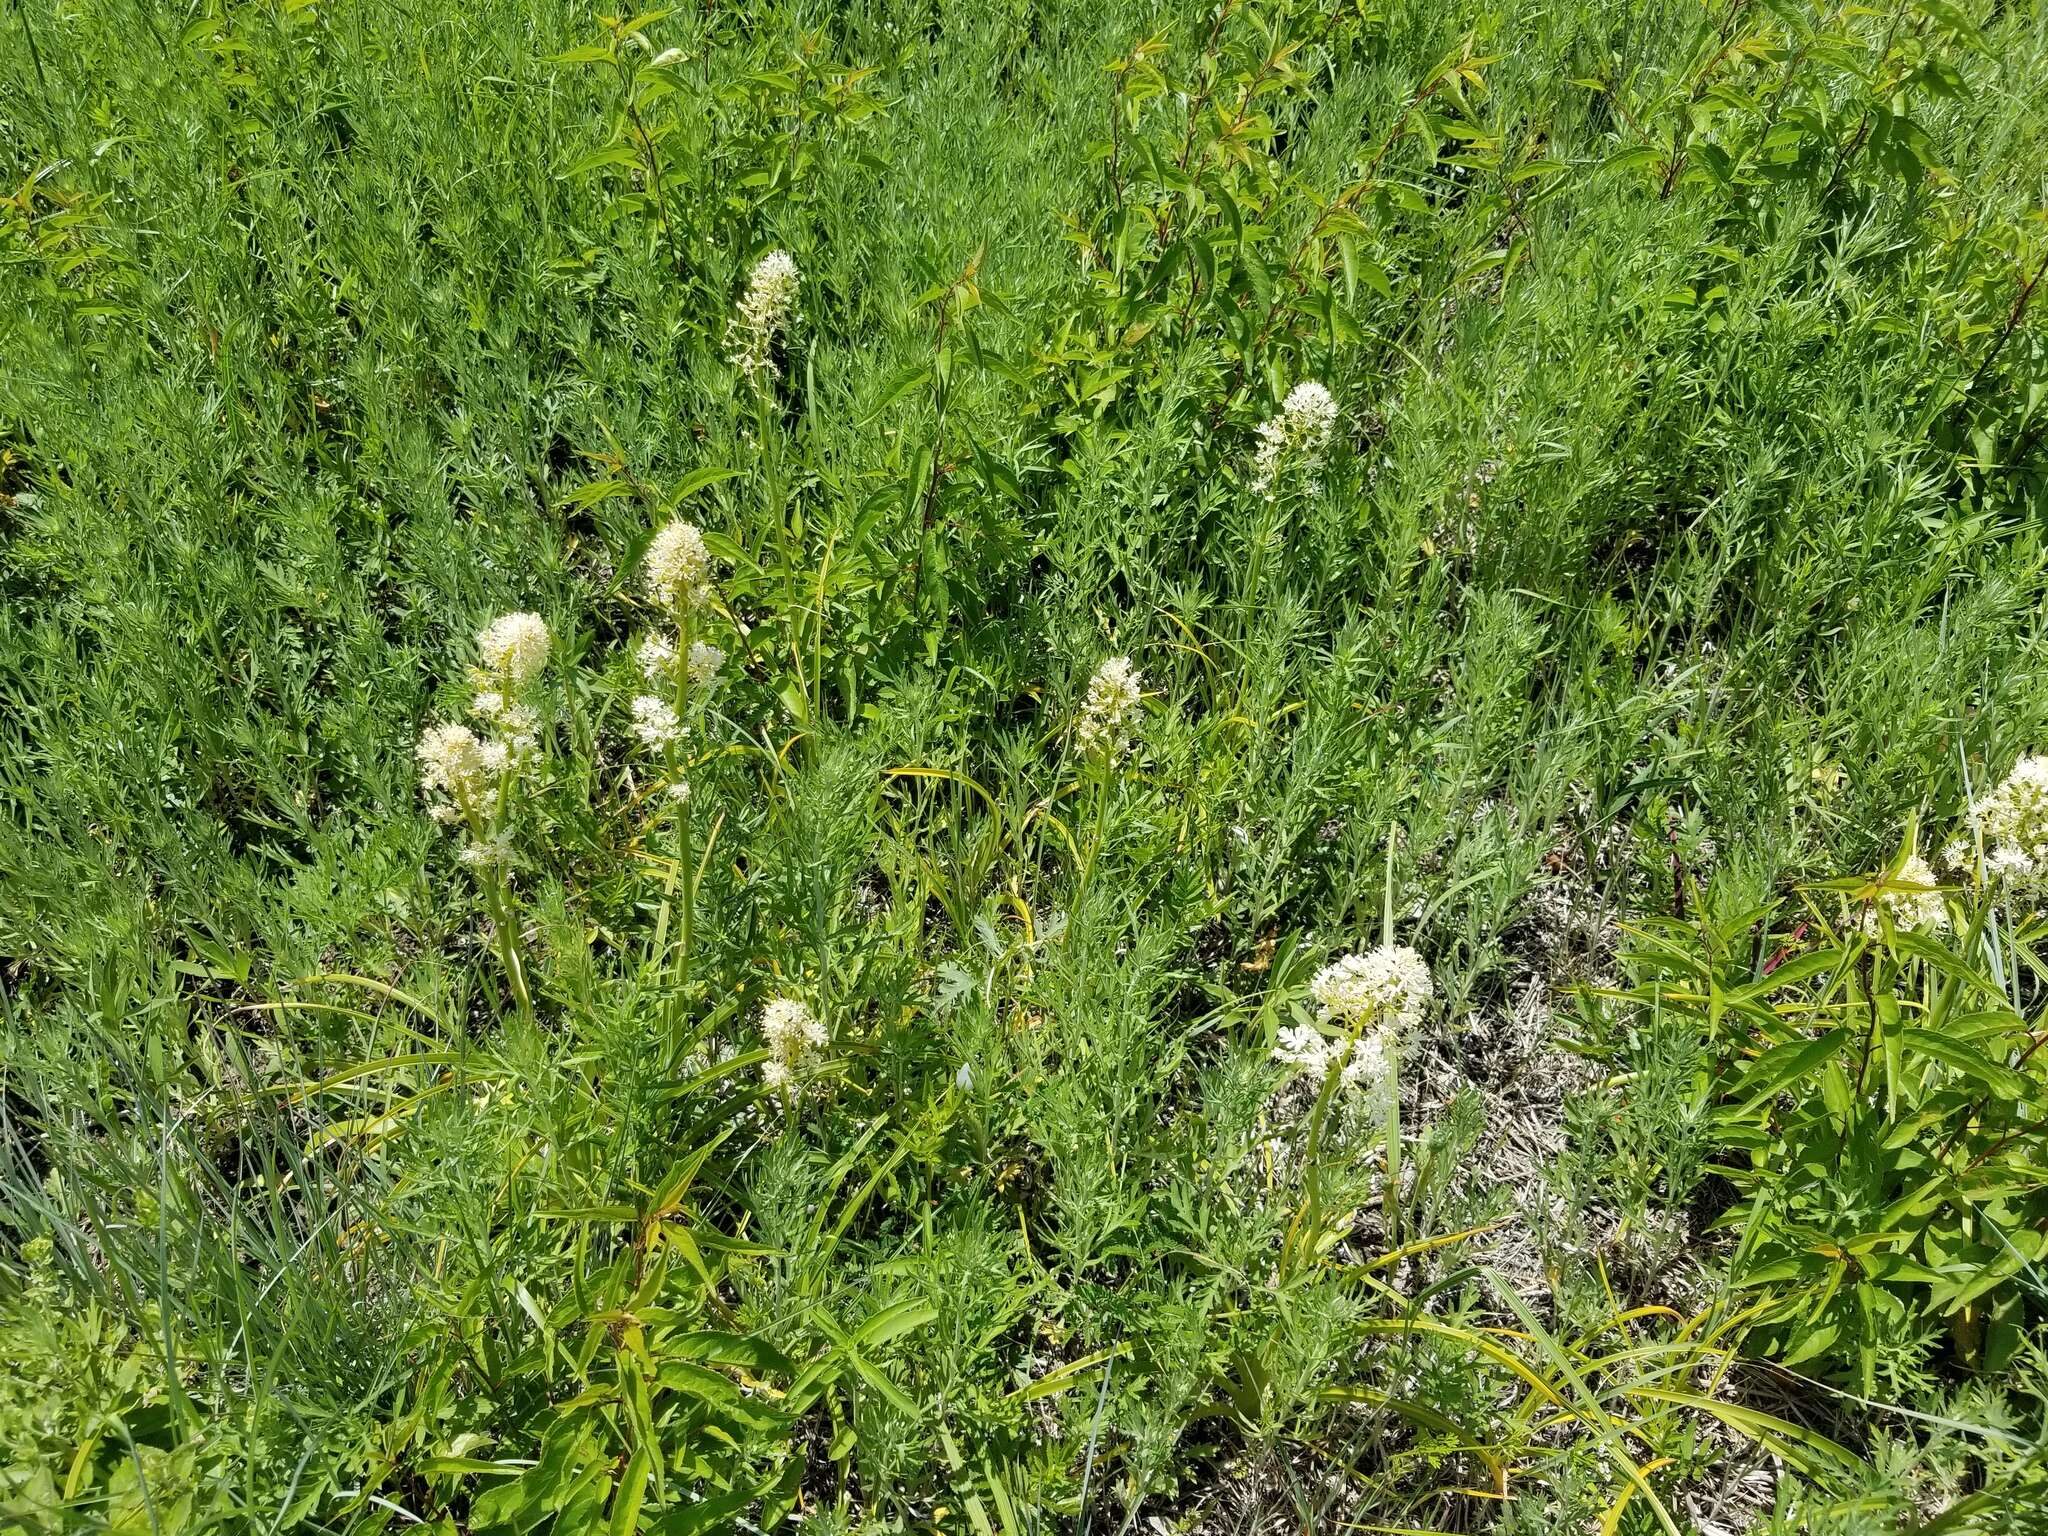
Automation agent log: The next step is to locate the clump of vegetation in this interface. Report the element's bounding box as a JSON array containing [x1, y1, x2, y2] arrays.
[[3, 0, 2047, 1530]]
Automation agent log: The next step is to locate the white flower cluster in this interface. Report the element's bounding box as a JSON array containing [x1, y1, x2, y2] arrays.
[[1311, 945, 1433, 1033], [417, 722, 500, 817], [1273, 1020, 1392, 1093], [687, 640, 726, 691], [636, 632, 676, 677], [458, 834, 513, 870], [1861, 852, 1947, 935], [759, 996, 828, 1093], [1250, 381, 1340, 496], [419, 612, 551, 829], [728, 250, 800, 383], [637, 634, 726, 693], [629, 562, 727, 760], [473, 611, 551, 688], [629, 524, 729, 762], [1968, 755, 2048, 890], [1273, 944, 1433, 1097], [630, 694, 682, 750], [644, 519, 716, 618], [1075, 656, 1142, 758]]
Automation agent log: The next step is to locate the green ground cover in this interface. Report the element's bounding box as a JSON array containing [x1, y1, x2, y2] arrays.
[[4, 0, 2048, 1529]]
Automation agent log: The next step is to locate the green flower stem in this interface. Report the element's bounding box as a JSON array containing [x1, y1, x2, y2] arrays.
[[673, 606, 697, 993], [756, 386, 807, 723], [1383, 1063, 1403, 1252]]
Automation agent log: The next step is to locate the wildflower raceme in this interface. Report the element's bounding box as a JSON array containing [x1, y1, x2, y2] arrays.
[[473, 611, 551, 687], [728, 249, 800, 383], [1274, 943, 1433, 1097], [1862, 852, 1947, 935], [759, 997, 828, 1094], [1310, 946, 1433, 1034], [416, 723, 496, 822], [1075, 656, 1143, 759], [419, 612, 551, 833], [630, 694, 683, 750], [1250, 381, 1339, 496], [1972, 754, 2048, 890], [627, 543, 729, 769], [644, 520, 716, 618], [686, 640, 726, 691]]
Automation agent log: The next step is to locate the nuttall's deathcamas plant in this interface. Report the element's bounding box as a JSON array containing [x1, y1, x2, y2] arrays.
[[728, 248, 801, 383], [1272, 943, 1433, 1099], [418, 610, 551, 1020], [631, 519, 728, 991], [1276, 934, 1436, 1273], [1074, 654, 1142, 760], [1236, 380, 1339, 631], [757, 994, 827, 1099], [729, 250, 814, 719], [1248, 379, 1338, 497], [1070, 654, 1143, 913]]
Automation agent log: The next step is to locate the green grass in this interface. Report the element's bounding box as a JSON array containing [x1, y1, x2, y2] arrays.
[[3, 0, 2048, 1530]]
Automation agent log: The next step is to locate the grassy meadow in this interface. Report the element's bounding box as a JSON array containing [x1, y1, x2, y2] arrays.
[[5, 0, 2048, 1529]]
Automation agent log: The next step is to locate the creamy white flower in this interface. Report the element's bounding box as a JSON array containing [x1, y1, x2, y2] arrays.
[[1272, 1019, 1395, 1097], [687, 640, 726, 691], [644, 521, 715, 616], [467, 694, 539, 762], [458, 835, 513, 870], [1987, 845, 2038, 887], [636, 632, 723, 697], [760, 997, 827, 1092], [476, 612, 550, 686], [1311, 945, 1432, 1033], [637, 633, 678, 683], [649, 46, 684, 68], [762, 996, 826, 1053], [1862, 853, 1947, 935], [1330, 1028, 1394, 1093], [1076, 656, 1143, 757], [630, 694, 682, 749], [1973, 755, 2048, 890], [1273, 1022, 1331, 1076], [1250, 380, 1339, 496], [417, 722, 494, 810], [728, 250, 801, 382]]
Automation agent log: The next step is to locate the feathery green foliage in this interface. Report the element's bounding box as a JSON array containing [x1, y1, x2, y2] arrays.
[[4, 0, 2048, 1529]]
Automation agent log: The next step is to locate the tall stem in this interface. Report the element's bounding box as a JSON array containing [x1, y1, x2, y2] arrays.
[[1282, 1055, 1344, 1284], [673, 607, 697, 991], [758, 387, 807, 722], [1382, 1069, 1403, 1252], [1075, 758, 1112, 924], [1380, 838, 1401, 1248], [462, 788, 533, 1028], [485, 870, 534, 1028]]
